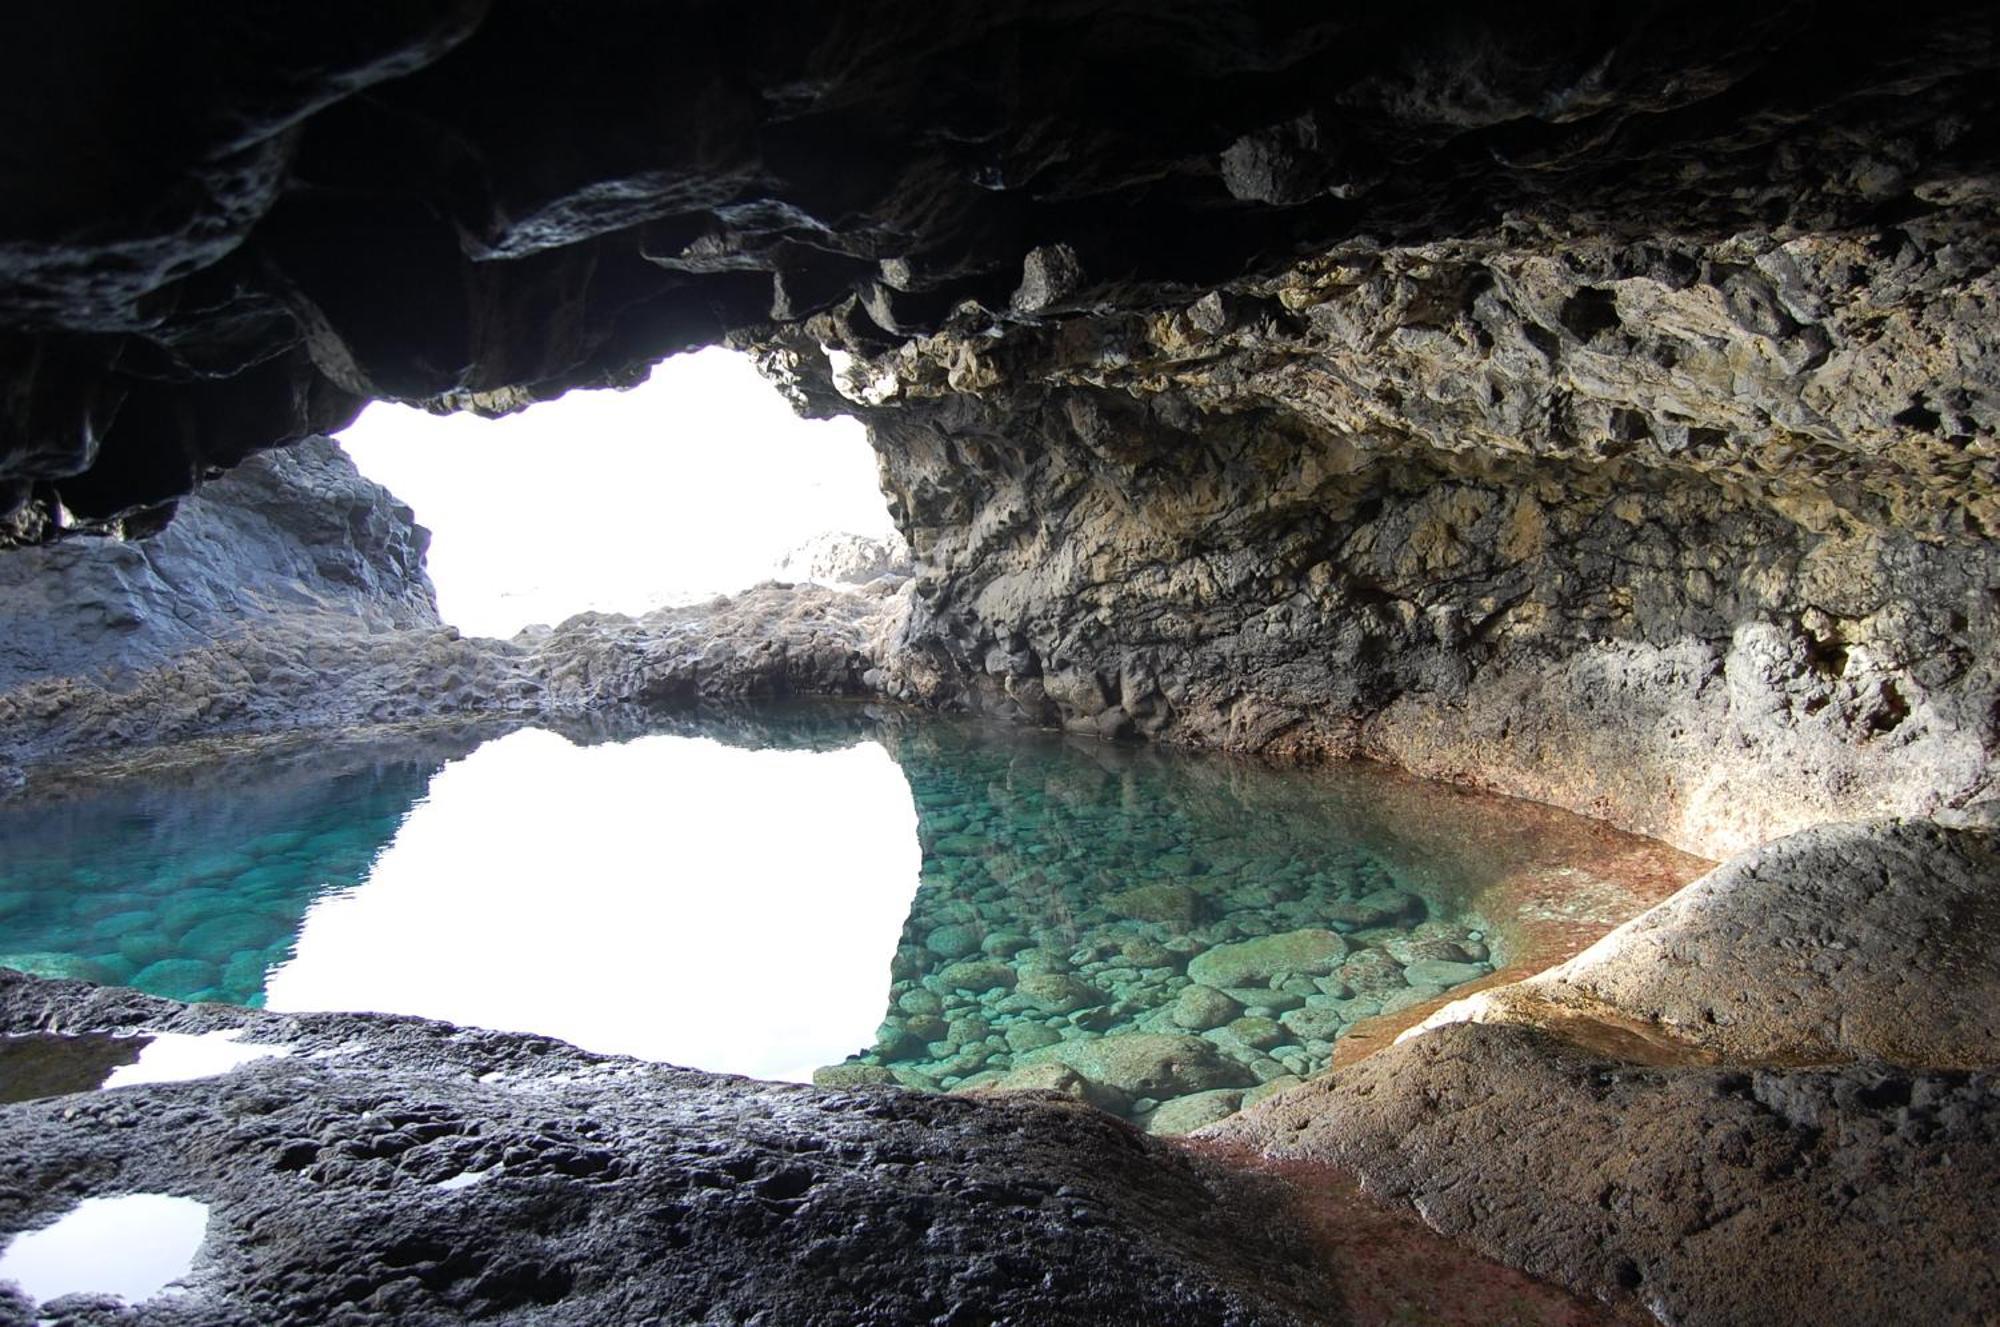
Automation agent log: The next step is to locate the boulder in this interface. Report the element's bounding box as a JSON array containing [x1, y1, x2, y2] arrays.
[[1170, 985, 1242, 1032], [1187, 930, 1349, 989], [1019, 1033, 1255, 1099], [1144, 1089, 1245, 1136]]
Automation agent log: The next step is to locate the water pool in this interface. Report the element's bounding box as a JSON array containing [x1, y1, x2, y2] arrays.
[[0, 708, 1697, 1129]]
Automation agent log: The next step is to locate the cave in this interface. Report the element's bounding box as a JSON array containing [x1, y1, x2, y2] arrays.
[[2, 6, 1999, 1325]]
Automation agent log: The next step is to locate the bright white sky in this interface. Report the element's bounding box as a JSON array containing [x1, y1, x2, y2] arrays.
[[263, 728, 921, 1083], [337, 348, 894, 638]]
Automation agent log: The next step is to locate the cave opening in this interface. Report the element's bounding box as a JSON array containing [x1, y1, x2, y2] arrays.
[[335, 347, 901, 638]]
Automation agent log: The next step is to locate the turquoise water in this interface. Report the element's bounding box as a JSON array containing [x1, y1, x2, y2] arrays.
[[0, 709, 1622, 1129], [0, 746, 444, 1005]]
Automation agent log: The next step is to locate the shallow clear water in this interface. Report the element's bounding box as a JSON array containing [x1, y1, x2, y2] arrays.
[[0, 707, 1657, 1125]]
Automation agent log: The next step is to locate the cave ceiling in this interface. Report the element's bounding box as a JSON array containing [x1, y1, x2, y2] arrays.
[[1, 2, 1996, 541]]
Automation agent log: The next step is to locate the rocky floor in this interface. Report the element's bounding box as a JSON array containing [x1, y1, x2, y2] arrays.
[[0, 973, 1620, 1327], [1212, 817, 2000, 1326], [3, 816, 1996, 1324]]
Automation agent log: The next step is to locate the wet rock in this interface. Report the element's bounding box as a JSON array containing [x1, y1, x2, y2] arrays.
[[1015, 972, 1103, 1015], [1402, 959, 1490, 989], [923, 922, 982, 959], [1170, 985, 1242, 1032], [1324, 889, 1425, 930], [1215, 1021, 2000, 1327], [811, 1063, 897, 1088], [927, 959, 1017, 995], [976, 1061, 1129, 1116], [1422, 820, 2000, 1068], [1241, 1075, 1304, 1110], [1105, 883, 1202, 926], [895, 988, 942, 1017], [1220, 1017, 1286, 1052], [1004, 1023, 1064, 1056], [1187, 929, 1349, 988], [0, 972, 1340, 1326], [1279, 1006, 1344, 1043], [1339, 948, 1407, 995]]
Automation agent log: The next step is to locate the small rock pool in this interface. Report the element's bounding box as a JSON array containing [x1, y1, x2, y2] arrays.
[[0, 706, 1698, 1133]]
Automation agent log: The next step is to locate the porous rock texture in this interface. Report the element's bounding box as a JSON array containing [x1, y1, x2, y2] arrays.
[[1208, 1021, 2000, 1327], [6, 9, 2000, 1325], [802, 220, 2000, 856], [8, 6, 2000, 853], [0, 973, 1342, 1327]]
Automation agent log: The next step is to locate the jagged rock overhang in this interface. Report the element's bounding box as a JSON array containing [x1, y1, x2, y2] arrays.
[[2, 4, 1997, 538]]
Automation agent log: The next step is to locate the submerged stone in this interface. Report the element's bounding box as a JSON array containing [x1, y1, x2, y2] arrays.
[[929, 959, 1017, 994], [924, 923, 983, 959], [813, 1063, 898, 1089], [1403, 958, 1490, 988], [1018, 1033, 1254, 1098], [1015, 971, 1103, 1014], [1105, 883, 1203, 926], [1324, 889, 1425, 929], [1171, 984, 1243, 1032], [1187, 929, 1350, 988], [1145, 1089, 1245, 1136]]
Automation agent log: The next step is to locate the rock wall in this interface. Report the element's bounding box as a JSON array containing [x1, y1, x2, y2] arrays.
[[4, 7, 1997, 540], [0, 438, 908, 785], [0, 438, 437, 692], [3, 6, 1998, 853], [757, 221, 2000, 855]]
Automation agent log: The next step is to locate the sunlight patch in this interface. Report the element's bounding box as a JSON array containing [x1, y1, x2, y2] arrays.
[[337, 348, 894, 638]]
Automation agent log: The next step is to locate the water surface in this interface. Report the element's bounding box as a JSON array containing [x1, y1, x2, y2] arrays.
[[0, 1194, 208, 1306], [0, 708, 1699, 1127]]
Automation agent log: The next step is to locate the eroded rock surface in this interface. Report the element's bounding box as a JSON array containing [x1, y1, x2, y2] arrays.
[[1416, 818, 2000, 1067], [0, 972, 1340, 1327], [3, 10, 1998, 856], [1210, 818, 2000, 1325], [1211, 1022, 2000, 1327], [5, 8, 1998, 538], [780, 222, 2000, 855]]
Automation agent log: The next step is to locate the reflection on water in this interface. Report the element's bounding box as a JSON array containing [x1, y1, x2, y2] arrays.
[[0, 1031, 142, 1103], [0, 734, 468, 1005], [263, 727, 920, 1081], [101, 1030, 290, 1089], [0, 706, 1698, 1122], [0, 1194, 209, 1305]]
